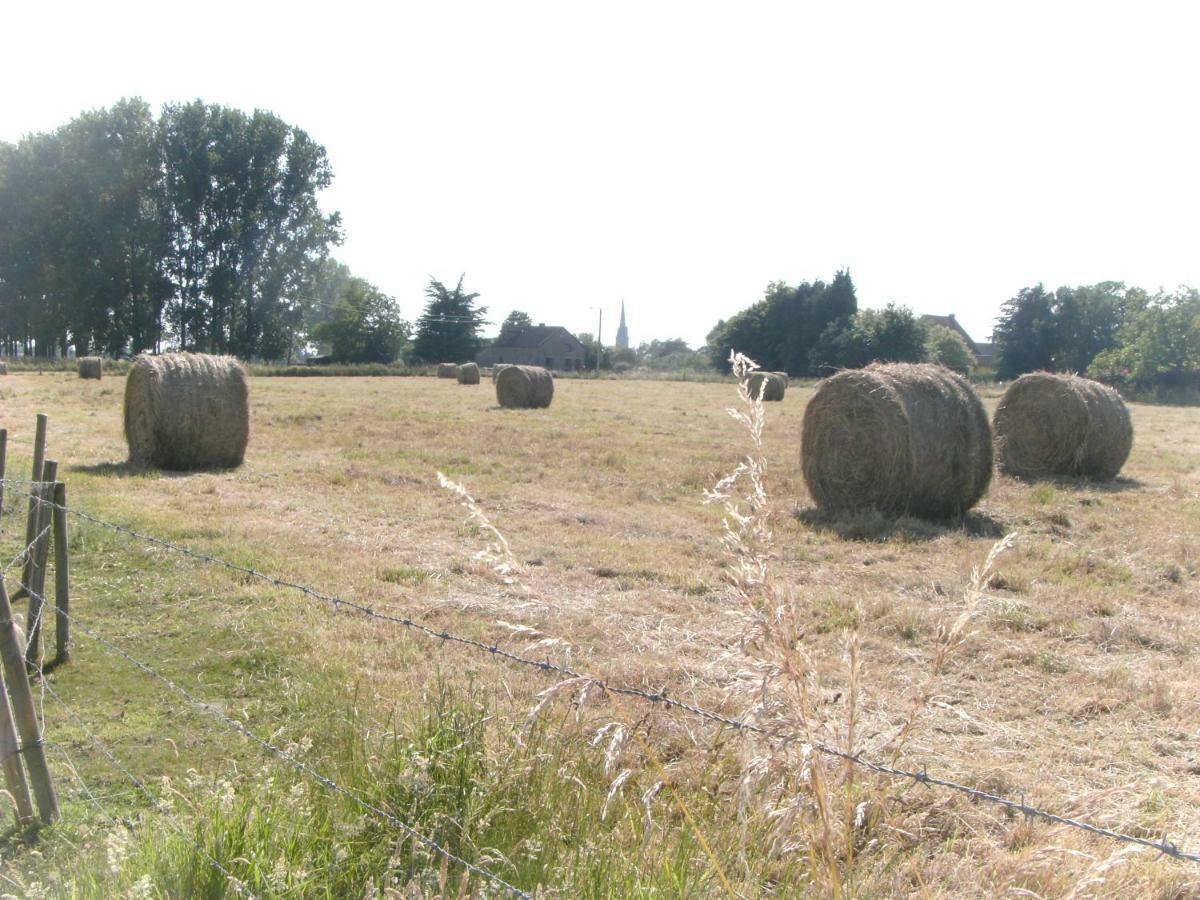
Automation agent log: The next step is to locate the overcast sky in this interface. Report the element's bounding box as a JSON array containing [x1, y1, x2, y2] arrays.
[[3, 1, 1197, 348]]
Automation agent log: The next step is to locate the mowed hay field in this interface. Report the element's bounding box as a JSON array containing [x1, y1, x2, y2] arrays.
[[1, 372, 1198, 896]]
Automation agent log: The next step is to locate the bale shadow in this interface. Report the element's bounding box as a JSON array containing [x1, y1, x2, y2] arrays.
[[795, 505, 1010, 543], [72, 461, 236, 478], [1005, 474, 1144, 494]]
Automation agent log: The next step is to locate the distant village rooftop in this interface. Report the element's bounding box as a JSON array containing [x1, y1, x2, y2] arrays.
[[476, 324, 587, 371]]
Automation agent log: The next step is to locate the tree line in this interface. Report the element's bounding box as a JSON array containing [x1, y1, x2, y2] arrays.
[[0, 98, 341, 360]]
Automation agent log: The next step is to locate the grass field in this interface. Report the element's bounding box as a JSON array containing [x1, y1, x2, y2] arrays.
[[0, 371, 1197, 897]]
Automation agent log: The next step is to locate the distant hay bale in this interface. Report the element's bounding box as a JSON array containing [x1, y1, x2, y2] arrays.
[[457, 362, 481, 384], [746, 371, 786, 401], [78, 357, 102, 380], [437, 363, 458, 379], [993, 373, 1133, 480], [124, 353, 249, 470], [492, 363, 513, 383], [801, 363, 992, 518], [496, 365, 554, 409], [0, 361, 7, 375]]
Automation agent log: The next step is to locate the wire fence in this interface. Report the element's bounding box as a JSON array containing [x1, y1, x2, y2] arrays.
[[3, 478, 1198, 879]]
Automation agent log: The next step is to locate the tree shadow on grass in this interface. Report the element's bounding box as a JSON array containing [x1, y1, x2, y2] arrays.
[[795, 505, 1011, 543]]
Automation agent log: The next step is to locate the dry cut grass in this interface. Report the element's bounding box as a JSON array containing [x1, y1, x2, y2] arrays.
[[0, 370, 1196, 896]]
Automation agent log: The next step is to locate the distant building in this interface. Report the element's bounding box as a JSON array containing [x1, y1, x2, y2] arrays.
[[920, 313, 993, 367], [615, 301, 629, 350], [477, 324, 588, 371]]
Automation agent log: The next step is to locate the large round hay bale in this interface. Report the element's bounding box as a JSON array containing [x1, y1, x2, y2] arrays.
[[746, 371, 786, 401], [993, 373, 1133, 480], [78, 357, 102, 380], [437, 363, 458, 379], [801, 363, 992, 518], [124, 353, 249, 470], [496, 365, 554, 409], [457, 362, 481, 384]]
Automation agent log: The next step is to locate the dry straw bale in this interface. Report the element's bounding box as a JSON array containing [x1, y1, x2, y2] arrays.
[[0, 361, 7, 375], [993, 372, 1133, 480], [78, 357, 102, 380], [496, 364, 554, 409], [801, 363, 992, 518], [437, 363, 458, 379], [746, 371, 786, 401], [124, 353, 249, 470], [457, 362, 481, 384]]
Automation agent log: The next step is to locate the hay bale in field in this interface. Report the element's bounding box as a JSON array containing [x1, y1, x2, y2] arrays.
[[496, 364, 554, 409], [0, 361, 7, 375], [78, 357, 102, 380], [437, 363, 458, 379], [457, 362, 481, 384], [993, 373, 1133, 480], [124, 353, 249, 470], [746, 371, 786, 401], [801, 363, 992, 518]]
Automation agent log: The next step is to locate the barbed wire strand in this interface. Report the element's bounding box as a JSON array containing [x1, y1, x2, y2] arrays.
[[8, 482, 1197, 865], [24, 585, 534, 899], [40, 681, 252, 896]]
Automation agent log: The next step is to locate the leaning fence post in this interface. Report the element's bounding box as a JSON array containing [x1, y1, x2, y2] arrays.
[[25, 461, 56, 668], [52, 481, 70, 663], [0, 669, 35, 825], [0, 580, 58, 823], [17, 413, 48, 599], [0, 428, 7, 532]]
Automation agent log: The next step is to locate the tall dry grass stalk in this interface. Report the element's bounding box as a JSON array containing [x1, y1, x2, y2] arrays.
[[708, 351, 1017, 892]]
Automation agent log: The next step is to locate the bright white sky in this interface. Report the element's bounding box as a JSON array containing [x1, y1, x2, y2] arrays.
[[3, 1, 1198, 348]]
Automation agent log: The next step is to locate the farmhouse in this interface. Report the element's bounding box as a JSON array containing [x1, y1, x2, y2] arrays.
[[477, 324, 588, 371], [920, 313, 994, 367]]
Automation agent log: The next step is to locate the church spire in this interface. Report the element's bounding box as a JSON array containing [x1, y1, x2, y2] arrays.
[[615, 300, 630, 350]]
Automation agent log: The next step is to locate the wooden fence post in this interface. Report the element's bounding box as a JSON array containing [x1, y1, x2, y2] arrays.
[[53, 481, 70, 663], [0, 580, 58, 823], [0, 428, 7, 532], [0, 670, 35, 825], [17, 413, 48, 599], [25, 461, 56, 668]]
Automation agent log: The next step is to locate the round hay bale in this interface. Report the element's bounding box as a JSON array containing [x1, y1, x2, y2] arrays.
[[437, 363, 458, 379], [78, 357, 102, 380], [124, 353, 249, 470], [496, 365, 554, 409], [801, 363, 992, 518], [0, 361, 7, 375], [457, 362, 481, 384], [746, 371, 786, 401], [993, 373, 1133, 480]]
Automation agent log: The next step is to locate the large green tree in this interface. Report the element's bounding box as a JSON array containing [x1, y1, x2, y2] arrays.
[[706, 270, 858, 375], [411, 275, 487, 363], [0, 98, 341, 360], [314, 277, 408, 363], [993, 282, 1126, 379], [1090, 288, 1200, 381]]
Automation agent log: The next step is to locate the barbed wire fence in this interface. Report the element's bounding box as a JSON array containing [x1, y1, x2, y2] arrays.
[[2, 479, 1197, 873]]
